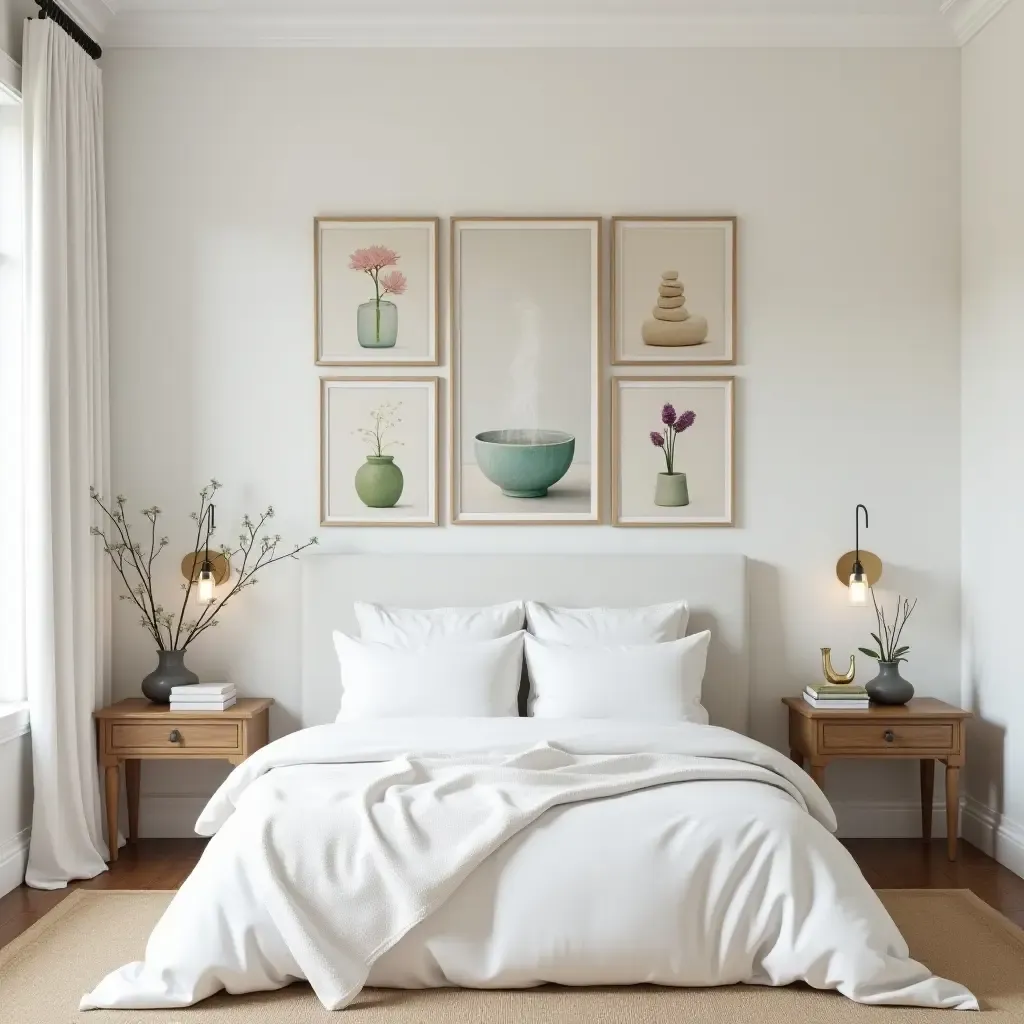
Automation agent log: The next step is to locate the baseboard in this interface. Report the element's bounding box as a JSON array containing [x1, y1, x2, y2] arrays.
[[832, 800, 948, 839], [138, 795, 209, 838], [0, 828, 30, 898], [139, 794, 950, 841], [962, 798, 1024, 879]]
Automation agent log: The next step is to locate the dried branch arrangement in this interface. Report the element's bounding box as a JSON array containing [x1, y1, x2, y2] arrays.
[[859, 591, 917, 664], [91, 479, 317, 651]]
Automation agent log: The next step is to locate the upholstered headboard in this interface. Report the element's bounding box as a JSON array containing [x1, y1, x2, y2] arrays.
[[300, 554, 749, 734]]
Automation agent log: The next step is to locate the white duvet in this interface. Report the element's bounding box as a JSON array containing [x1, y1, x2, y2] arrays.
[[81, 719, 977, 1012]]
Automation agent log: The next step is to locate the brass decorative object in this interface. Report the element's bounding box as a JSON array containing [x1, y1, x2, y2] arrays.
[[821, 647, 856, 684], [180, 550, 230, 586]]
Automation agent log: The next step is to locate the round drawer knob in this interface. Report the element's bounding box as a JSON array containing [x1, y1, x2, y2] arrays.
[[169, 729, 181, 744], [883, 730, 895, 743]]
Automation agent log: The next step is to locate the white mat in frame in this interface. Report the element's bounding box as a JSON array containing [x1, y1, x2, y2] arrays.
[[612, 376, 735, 527], [450, 217, 602, 525], [320, 377, 439, 526], [612, 216, 737, 366]]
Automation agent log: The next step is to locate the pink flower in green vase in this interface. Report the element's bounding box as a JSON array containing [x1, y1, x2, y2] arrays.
[[350, 245, 405, 347], [348, 246, 399, 273], [380, 270, 407, 296]]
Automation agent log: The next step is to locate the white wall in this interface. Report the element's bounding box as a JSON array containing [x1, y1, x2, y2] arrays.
[[102, 47, 962, 836], [0, 712, 31, 897], [961, 0, 1024, 874], [0, 0, 33, 65]]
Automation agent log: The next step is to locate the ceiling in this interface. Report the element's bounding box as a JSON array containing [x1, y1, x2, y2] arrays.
[[63, 0, 1012, 49]]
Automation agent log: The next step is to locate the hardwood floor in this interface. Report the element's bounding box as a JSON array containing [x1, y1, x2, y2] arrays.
[[1, 837, 1023, 953]]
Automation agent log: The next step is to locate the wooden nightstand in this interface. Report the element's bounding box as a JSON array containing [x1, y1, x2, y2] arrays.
[[782, 696, 972, 860], [95, 697, 274, 862]]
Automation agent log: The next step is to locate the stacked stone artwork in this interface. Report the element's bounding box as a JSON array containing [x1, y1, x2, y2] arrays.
[[641, 271, 709, 347]]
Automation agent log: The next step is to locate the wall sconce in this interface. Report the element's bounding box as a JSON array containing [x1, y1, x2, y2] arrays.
[[180, 504, 230, 605], [835, 503, 882, 606]]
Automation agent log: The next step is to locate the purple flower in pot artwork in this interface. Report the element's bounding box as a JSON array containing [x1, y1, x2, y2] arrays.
[[648, 404, 696, 508]]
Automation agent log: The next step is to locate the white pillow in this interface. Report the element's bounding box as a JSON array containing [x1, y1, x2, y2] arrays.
[[355, 600, 525, 646], [525, 631, 711, 723], [334, 631, 524, 721], [525, 600, 689, 644]]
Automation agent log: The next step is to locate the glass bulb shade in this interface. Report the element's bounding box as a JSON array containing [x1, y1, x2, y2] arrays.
[[197, 565, 215, 605], [848, 573, 870, 606]]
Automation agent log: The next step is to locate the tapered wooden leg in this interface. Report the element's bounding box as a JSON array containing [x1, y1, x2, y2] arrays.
[[789, 749, 803, 767], [125, 759, 141, 844], [810, 762, 827, 788], [920, 759, 934, 841], [946, 764, 960, 861], [104, 764, 120, 863]]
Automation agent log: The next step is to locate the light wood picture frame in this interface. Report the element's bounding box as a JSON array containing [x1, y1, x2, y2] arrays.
[[612, 376, 735, 527], [612, 216, 736, 366], [315, 217, 439, 366], [320, 377, 439, 526], [450, 217, 602, 525]]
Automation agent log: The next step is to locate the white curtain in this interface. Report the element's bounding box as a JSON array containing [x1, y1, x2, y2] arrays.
[[22, 18, 112, 889]]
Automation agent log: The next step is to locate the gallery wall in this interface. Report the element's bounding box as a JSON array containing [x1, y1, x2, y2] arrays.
[[101, 46, 961, 835], [961, 0, 1024, 873]]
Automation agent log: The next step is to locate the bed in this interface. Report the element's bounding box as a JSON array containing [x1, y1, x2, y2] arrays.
[[80, 554, 976, 1012]]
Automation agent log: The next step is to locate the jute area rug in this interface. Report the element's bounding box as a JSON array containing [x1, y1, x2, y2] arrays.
[[1, 889, 1022, 1023]]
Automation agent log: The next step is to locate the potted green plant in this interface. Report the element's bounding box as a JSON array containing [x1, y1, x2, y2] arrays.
[[858, 592, 918, 705]]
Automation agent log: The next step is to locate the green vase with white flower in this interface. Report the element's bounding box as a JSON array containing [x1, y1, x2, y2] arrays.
[[354, 402, 404, 508]]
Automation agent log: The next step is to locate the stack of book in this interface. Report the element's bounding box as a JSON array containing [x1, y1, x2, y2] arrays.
[[169, 682, 237, 712], [803, 681, 869, 710]]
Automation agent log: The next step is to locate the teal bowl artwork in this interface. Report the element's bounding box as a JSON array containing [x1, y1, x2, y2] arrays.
[[474, 430, 575, 498]]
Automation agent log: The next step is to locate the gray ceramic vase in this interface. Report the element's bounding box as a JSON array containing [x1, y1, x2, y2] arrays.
[[655, 472, 690, 507], [142, 649, 198, 704], [865, 660, 914, 706]]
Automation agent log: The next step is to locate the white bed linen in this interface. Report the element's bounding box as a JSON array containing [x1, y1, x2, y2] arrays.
[[80, 719, 977, 1013], [525, 632, 711, 721], [333, 631, 524, 720]]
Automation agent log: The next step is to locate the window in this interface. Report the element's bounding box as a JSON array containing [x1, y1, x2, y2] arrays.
[[0, 70, 24, 705]]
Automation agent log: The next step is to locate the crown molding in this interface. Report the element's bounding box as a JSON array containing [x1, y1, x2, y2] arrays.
[[60, 0, 117, 41], [88, 9, 959, 49], [941, 0, 1015, 42]]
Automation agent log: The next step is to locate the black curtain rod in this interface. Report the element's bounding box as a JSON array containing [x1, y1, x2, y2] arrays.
[[36, 0, 102, 60]]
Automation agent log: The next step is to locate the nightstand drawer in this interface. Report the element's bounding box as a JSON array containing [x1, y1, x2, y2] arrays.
[[110, 721, 241, 753], [821, 721, 954, 753]]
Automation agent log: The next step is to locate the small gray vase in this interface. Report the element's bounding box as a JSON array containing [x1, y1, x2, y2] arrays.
[[655, 472, 690, 507], [142, 650, 198, 704], [866, 660, 914, 706]]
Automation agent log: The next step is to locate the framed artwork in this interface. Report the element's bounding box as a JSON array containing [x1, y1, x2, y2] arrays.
[[451, 217, 602, 525], [315, 217, 439, 366], [320, 377, 439, 526], [612, 217, 736, 365], [612, 376, 734, 527]]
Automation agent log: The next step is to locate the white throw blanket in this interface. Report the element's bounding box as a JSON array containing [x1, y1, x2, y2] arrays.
[[81, 719, 978, 1011]]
